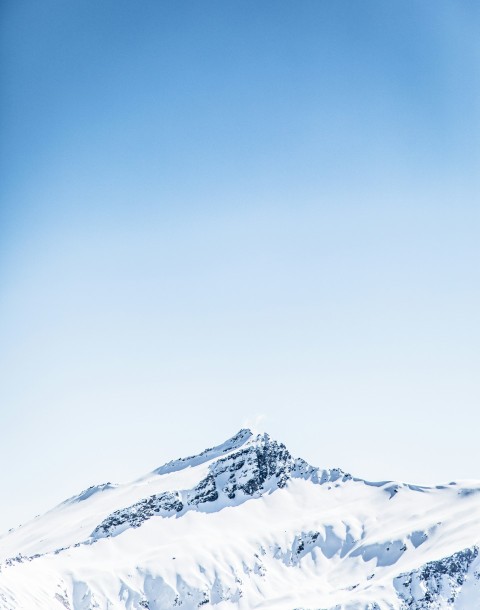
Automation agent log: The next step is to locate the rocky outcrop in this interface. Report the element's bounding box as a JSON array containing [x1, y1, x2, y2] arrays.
[[93, 433, 303, 537], [394, 546, 479, 609], [92, 492, 183, 537]]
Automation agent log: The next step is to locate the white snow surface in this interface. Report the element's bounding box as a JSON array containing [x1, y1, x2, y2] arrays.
[[1, 429, 480, 610]]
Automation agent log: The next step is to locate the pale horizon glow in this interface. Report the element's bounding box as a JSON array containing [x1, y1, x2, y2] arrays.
[[0, 0, 479, 534]]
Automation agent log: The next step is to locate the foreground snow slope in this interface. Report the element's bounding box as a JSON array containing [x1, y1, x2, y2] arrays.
[[1, 429, 480, 610]]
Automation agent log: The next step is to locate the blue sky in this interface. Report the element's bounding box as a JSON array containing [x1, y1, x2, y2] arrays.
[[1, 1, 479, 532]]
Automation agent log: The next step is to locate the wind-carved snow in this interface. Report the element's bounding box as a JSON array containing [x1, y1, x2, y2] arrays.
[[275, 527, 355, 566], [1, 429, 480, 610], [62, 483, 117, 505]]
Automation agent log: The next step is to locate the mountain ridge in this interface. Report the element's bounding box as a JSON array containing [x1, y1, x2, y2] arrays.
[[1, 429, 479, 610]]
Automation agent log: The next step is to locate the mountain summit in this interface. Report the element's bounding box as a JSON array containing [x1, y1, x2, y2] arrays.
[[1, 429, 480, 609]]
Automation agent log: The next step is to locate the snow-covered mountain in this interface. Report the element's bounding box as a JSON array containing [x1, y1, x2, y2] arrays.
[[1, 429, 480, 610]]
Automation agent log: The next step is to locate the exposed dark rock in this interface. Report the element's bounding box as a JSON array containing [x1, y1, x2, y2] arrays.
[[92, 433, 355, 538], [92, 491, 183, 537], [394, 546, 478, 609]]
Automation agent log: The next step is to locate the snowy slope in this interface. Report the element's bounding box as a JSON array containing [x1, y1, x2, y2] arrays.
[[1, 429, 480, 610]]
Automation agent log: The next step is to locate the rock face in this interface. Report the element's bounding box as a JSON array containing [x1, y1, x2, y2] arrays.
[[1, 429, 480, 610], [94, 433, 307, 537], [186, 433, 294, 505], [92, 434, 355, 539], [206, 435, 293, 496], [92, 491, 184, 538], [394, 547, 480, 609]]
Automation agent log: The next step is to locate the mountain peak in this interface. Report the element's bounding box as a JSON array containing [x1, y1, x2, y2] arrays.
[[92, 430, 354, 540], [153, 428, 254, 476], [3, 429, 480, 610], [94, 429, 296, 538]]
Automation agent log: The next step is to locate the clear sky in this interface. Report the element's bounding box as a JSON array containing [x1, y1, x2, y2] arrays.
[[1, 0, 479, 533]]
